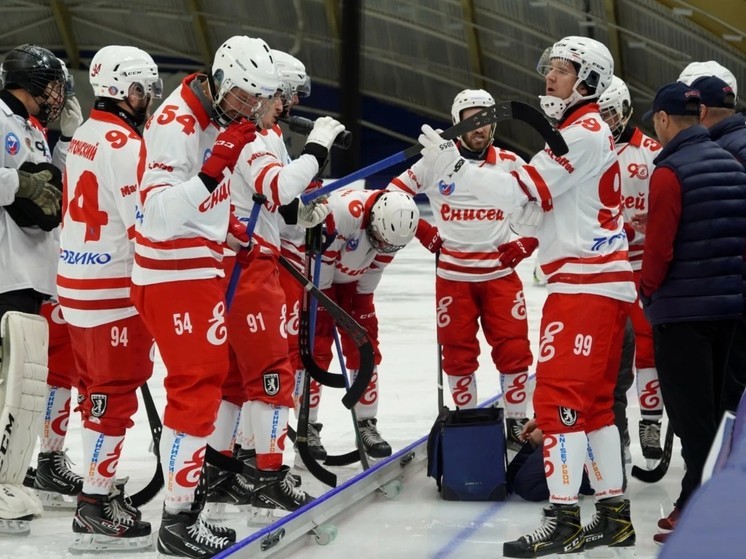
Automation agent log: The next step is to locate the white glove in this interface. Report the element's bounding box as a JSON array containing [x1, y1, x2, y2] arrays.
[[418, 124, 465, 184], [60, 97, 83, 138], [306, 116, 345, 151], [297, 197, 330, 228], [509, 201, 544, 237]]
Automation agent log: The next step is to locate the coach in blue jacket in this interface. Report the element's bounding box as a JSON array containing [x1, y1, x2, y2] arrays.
[[640, 81, 746, 544]]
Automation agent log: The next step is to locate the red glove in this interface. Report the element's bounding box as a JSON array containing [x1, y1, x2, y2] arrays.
[[201, 120, 257, 180], [228, 214, 254, 268], [497, 237, 538, 268], [623, 223, 636, 243], [415, 219, 443, 254]]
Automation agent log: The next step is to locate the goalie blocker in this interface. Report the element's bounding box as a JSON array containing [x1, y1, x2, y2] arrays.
[[0, 312, 49, 535]]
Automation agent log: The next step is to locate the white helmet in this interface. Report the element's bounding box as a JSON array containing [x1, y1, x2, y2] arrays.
[[598, 76, 632, 141], [211, 36, 280, 126], [89, 45, 162, 100], [537, 35, 614, 119], [367, 191, 419, 254], [678, 60, 738, 100], [271, 50, 310, 100]]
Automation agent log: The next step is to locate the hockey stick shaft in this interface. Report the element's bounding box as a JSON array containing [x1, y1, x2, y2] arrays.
[[226, 193, 267, 309], [435, 253, 445, 412]]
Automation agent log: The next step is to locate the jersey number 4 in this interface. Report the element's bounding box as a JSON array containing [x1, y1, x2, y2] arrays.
[[67, 170, 109, 242]]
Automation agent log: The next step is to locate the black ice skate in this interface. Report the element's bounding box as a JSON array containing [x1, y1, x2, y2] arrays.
[[157, 509, 233, 558], [250, 466, 314, 523], [34, 450, 83, 509], [358, 418, 392, 458], [203, 463, 253, 521], [506, 417, 530, 452], [69, 492, 152, 553], [503, 504, 585, 558], [582, 497, 636, 550], [109, 479, 142, 521], [305, 422, 328, 461], [639, 419, 663, 460]]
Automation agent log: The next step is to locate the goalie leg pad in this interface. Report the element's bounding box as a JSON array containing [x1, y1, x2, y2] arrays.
[[0, 312, 49, 521]]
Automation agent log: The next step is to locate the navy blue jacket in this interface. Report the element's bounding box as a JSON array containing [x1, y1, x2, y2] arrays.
[[644, 125, 746, 326]]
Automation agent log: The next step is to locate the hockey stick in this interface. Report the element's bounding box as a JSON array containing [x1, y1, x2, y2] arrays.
[[631, 422, 674, 483], [300, 101, 568, 204], [128, 382, 164, 507], [225, 193, 267, 309], [435, 253, 445, 412]]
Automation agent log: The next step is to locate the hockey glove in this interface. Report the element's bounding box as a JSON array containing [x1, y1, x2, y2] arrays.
[[302, 116, 345, 168], [623, 223, 636, 243], [60, 97, 84, 139], [227, 214, 256, 267], [508, 201, 543, 237], [418, 124, 465, 185], [498, 237, 538, 269], [201, 120, 257, 183], [297, 196, 330, 228], [415, 219, 443, 254], [16, 168, 61, 217]]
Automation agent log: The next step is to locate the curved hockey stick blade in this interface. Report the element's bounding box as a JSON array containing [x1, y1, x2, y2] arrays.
[[509, 101, 569, 156], [286, 425, 361, 467], [631, 422, 674, 483], [295, 373, 338, 487], [129, 382, 164, 508]]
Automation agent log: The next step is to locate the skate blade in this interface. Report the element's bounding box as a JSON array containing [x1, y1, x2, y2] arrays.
[[203, 502, 252, 520], [585, 546, 635, 559], [36, 489, 77, 510], [0, 518, 31, 536], [69, 533, 153, 554], [248, 506, 292, 525]]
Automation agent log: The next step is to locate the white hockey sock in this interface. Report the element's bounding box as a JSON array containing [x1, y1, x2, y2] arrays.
[[545, 431, 586, 504], [350, 367, 379, 420], [308, 379, 322, 423], [448, 373, 477, 409], [499, 371, 530, 419], [40, 385, 71, 453], [586, 425, 625, 500], [248, 400, 289, 471], [81, 428, 123, 495], [637, 367, 664, 421], [160, 429, 207, 513], [239, 401, 255, 451], [206, 400, 240, 454]]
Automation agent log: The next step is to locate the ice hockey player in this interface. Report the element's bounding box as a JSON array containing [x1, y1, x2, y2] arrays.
[[131, 35, 272, 557], [0, 43, 67, 536], [389, 88, 535, 451], [598, 76, 665, 462], [58, 44, 165, 552], [417, 35, 637, 557]]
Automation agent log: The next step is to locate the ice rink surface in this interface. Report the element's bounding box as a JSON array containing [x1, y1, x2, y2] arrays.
[[2, 205, 681, 559]]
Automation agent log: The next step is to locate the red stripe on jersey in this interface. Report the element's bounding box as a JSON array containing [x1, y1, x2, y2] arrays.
[[373, 254, 394, 264], [441, 247, 501, 260], [438, 260, 506, 275], [135, 232, 222, 252], [255, 162, 282, 206], [127, 224, 135, 240], [390, 178, 415, 196], [57, 275, 132, 290], [511, 171, 535, 202], [179, 74, 212, 130], [541, 251, 630, 276], [57, 295, 133, 311], [547, 270, 635, 285], [134, 253, 222, 271], [523, 165, 553, 211]]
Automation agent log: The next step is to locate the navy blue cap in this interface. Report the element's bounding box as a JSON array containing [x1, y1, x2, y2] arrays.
[[643, 81, 701, 120], [691, 75, 736, 109]]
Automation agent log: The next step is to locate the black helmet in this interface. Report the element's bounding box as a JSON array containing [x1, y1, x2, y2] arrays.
[[2, 44, 66, 123]]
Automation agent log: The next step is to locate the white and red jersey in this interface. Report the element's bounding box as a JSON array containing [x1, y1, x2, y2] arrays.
[[132, 74, 229, 286], [0, 100, 60, 297], [616, 128, 660, 271], [319, 189, 392, 293], [232, 124, 318, 253], [390, 144, 525, 282], [450, 103, 636, 303], [57, 110, 144, 327]]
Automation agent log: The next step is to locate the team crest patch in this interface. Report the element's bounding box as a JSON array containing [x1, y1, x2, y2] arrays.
[[346, 237, 359, 251], [559, 406, 577, 427], [90, 394, 108, 418], [263, 372, 280, 396], [438, 179, 454, 196], [5, 132, 20, 155]]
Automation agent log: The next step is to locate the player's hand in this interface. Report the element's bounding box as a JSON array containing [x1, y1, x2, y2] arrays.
[[498, 237, 538, 268], [509, 201, 543, 236], [415, 219, 442, 254], [418, 124, 464, 183], [297, 196, 330, 228], [201, 120, 257, 180], [631, 212, 647, 234], [623, 223, 635, 242], [306, 116, 345, 151], [226, 213, 250, 250], [60, 97, 84, 138], [16, 169, 61, 216]]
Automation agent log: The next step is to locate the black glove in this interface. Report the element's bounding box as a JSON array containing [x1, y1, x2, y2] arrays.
[[6, 161, 63, 231]]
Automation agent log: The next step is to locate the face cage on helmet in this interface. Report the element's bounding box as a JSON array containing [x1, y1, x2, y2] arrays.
[[37, 78, 67, 125], [366, 223, 406, 254], [128, 78, 164, 100], [215, 87, 279, 127], [599, 105, 631, 141]]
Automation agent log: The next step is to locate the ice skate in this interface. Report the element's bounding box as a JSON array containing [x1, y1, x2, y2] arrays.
[[506, 417, 529, 452], [33, 450, 83, 509], [582, 497, 636, 557], [69, 492, 152, 553], [157, 508, 233, 558], [358, 418, 392, 459], [250, 466, 314, 524], [203, 464, 253, 520], [639, 419, 663, 461], [503, 504, 584, 558]]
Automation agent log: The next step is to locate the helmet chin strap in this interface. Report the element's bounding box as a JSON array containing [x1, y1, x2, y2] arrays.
[[540, 79, 593, 120]]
